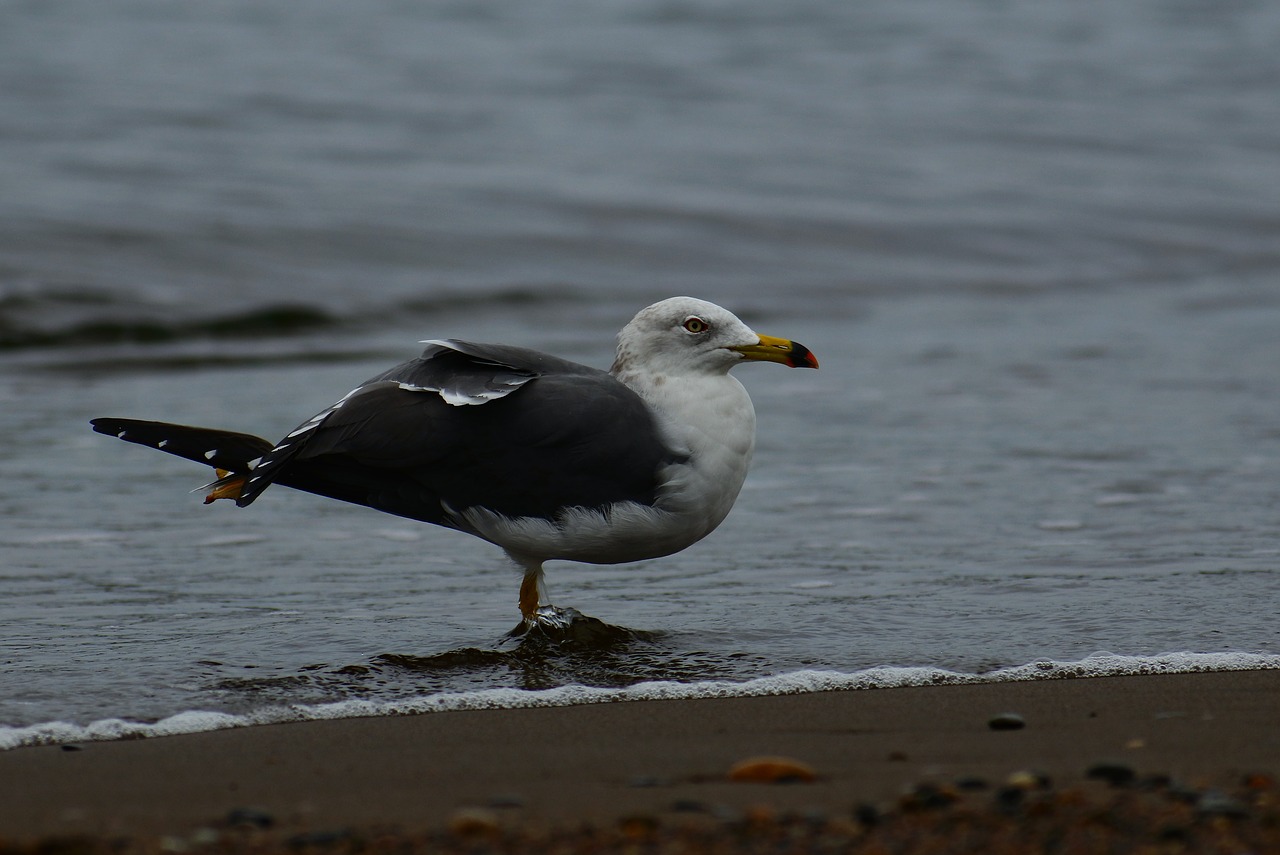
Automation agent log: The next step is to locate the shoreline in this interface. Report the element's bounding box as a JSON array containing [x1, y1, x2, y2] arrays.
[[2, 668, 1277, 848], [8, 650, 1277, 751]]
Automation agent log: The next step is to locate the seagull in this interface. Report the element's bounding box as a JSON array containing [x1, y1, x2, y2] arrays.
[[91, 297, 818, 632]]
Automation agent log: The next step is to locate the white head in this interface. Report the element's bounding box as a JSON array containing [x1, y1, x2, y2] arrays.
[[611, 297, 818, 377]]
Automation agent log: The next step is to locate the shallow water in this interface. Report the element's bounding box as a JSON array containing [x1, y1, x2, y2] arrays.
[[2, 1, 1279, 740]]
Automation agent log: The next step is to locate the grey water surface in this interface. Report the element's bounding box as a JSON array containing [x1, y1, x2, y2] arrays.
[[2, 0, 1278, 729]]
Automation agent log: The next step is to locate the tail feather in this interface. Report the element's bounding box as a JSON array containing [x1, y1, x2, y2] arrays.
[[91, 417, 442, 521], [89, 418, 274, 475]]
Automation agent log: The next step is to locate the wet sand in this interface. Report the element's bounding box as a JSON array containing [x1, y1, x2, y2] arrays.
[[2, 669, 1277, 851]]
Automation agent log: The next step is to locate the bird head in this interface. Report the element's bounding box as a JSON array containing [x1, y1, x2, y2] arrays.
[[613, 297, 818, 377]]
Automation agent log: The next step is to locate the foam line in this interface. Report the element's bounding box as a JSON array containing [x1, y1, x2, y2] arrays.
[[4, 651, 1277, 751]]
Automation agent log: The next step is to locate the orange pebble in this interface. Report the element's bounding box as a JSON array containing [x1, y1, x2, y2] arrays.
[[727, 756, 818, 783], [448, 807, 500, 836]]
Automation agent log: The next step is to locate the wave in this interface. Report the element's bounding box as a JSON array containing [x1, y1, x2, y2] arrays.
[[0, 286, 581, 356], [4, 651, 1276, 751], [0, 303, 336, 350]]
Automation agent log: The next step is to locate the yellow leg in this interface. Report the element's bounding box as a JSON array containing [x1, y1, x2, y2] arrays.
[[518, 568, 545, 621], [518, 572, 538, 621]]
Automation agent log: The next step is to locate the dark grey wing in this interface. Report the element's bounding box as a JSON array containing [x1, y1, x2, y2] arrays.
[[241, 342, 681, 527], [236, 341, 540, 505]]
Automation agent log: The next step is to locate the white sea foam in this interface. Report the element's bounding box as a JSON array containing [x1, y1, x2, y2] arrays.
[[3, 651, 1276, 751]]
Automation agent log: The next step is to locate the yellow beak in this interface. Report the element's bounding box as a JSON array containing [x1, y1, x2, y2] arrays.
[[729, 334, 819, 369]]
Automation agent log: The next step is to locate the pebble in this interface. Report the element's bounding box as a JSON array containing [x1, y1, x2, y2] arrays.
[[1006, 770, 1052, 790], [188, 829, 219, 846], [448, 807, 500, 836], [727, 756, 818, 784], [955, 776, 990, 791], [617, 814, 660, 839], [1196, 790, 1251, 819], [1155, 824, 1191, 843], [1243, 772, 1275, 791], [994, 786, 1025, 811], [1085, 762, 1136, 787], [225, 807, 274, 829], [899, 783, 959, 811], [670, 798, 709, 813], [988, 712, 1026, 731], [1167, 782, 1202, 804], [852, 803, 880, 827]]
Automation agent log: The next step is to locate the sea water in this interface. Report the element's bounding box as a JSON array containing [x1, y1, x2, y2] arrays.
[[2, 0, 1278, 748]]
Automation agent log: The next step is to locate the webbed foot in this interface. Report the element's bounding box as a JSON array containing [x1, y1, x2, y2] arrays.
[[501, 604, 581, 643]]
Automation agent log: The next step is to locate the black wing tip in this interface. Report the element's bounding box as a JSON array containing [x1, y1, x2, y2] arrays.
[[90, 417, 159, 440], [90, 417, 128, 436]]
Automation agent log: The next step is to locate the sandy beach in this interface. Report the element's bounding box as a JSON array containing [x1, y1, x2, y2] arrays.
[[2, 668, 1277, 851]]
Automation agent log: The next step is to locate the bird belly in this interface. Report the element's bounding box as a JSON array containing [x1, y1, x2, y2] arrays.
[[456, 499, 713, 566]]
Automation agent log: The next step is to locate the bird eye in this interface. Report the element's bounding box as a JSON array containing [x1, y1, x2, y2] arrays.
[[683, 317, 709, 334]]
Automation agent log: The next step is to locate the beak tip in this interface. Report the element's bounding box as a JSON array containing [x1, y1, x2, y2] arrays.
[[790, 343, 819, 369]]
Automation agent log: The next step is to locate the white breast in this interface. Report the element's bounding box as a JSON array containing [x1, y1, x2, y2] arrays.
[[645, 372, 756, 533]]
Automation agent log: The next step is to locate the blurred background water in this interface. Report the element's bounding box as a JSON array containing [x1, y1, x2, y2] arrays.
[[1, 0, 1278, 731]]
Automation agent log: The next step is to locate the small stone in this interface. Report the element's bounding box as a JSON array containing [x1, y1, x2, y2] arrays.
[[618, 814, 659, 839], [448, 807, 500, 836], [727, 756, 818, 784], [994, 786, 1025, 811], [670, 799, 708, 813], [1155, 824, 1191, 843], [1196, 790, 1250, 819], [955, 776, 989, 791], [852, 803, 880, 827], [1085, 762, 1136, 787], [189, 828, 219, 846], [1243, 772, 1275, 791], [1167, 782, 1201, 804], [60, 744, 84, 752], [988, 713, 1026, 731], [900, 782, 959, 811], [1005, 770, 1051, 790], [225, 807, 274, 829]]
